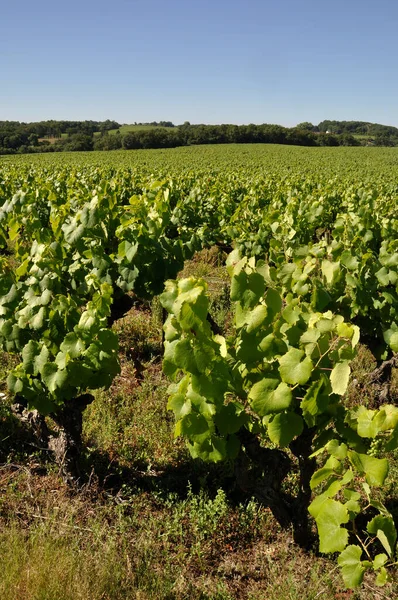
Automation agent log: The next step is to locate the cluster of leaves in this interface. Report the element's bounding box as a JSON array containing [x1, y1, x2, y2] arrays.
[[161, 254, 397, 588], [0, 245, 119, 413], [0, 175, 201, 413], [261, 190, 398, 356]]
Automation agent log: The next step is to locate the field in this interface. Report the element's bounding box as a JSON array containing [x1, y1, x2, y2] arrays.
[[93, 124, 177, 136], [0, 144, 398, 599]]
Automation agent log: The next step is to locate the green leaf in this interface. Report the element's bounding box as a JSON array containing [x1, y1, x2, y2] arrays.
[[278, 348, 313, 385], [160, 280, 178, 313], [97, 329, 119, 352], [326, 439, 348, 459], [174, 339, 199, 374], [316, 499, 349, 553], [7, 372, 23, 395], [163, 339, 191, 374], [337, 545, 366, 588], [60, 333, 85, 358], [231, 271, 265, 310], [22, 340, 40, 374], [340, 251, 359, 271], [214, 403, 248, 435], [193, 344, 212, 373], [330, 361, 350, 395], [308, 475, 351, 518], [373, 405, 398, 432], [66, 362, 94, 389], [367, 515, 397, 557], [168, 393, 192, 421], [30, 306, 46, 330], [300, 376, 329, 427], [383, 328, 398, 352], [236, 328, 265, 364], [246, 304, 269, 333], [344, 488, 361, 502], [322, 260, 340, 285], [336, 322, 355, 340], [277, 263, 296, 287], [225, 434, 241, 459], [77, 311, 97, 332], [177, 284, 209, 330], [311, 282, 331, 311], [376, 267, 390, 286], [118, 240, 138, 262], [375, 567, 389, 586], [34, 344, 50, 375], [63, 221, 84, 244], [267, 412, 303, 447], [16, 257, 30, 278], [356, 406, 379, 438], [385, 427, 398, 451], [258, 332, 287, 359], [55, 351, 69, 370], [348, 451, 389, 487], [249, 378, 292, 416], [282, 304, 301, 325], [310, 456, 342, 489], [188, 435, 227, 462], [41, 363, 68, 395], [179, 413, 211, 437], [373, 553, 388, 570], [265, 288, 282, 315]]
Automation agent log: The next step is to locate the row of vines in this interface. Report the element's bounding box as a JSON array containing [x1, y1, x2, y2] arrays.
[[1, 145, 398, 589]]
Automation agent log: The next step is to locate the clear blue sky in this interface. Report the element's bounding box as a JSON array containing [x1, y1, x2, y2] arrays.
[[1, 0, 397, 126]]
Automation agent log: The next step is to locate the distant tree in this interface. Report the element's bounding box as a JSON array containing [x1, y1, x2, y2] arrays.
[[286, 128, 316, 146], [374, 134, 395, 147], [296, 122, 315, 131], [317, 132, 339, 146], [338, 133, 360, 146], [28, 133, 39, 146], [60, 134, 94, 152], [122, 132, 143, 150]]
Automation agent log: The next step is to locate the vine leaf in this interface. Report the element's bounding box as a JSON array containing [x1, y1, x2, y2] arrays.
[[278, 348, 313, 385], [330, 360, 350, 395], [267, 411, 303, 447], [315, 499, 349, 553], [41, 363, 68, 395], [348, 451, 389, 486], [248, 378, 292, 415], [367, 515, 397, 557], [300, 376, 328, 426], [337, 545, 366, 588]]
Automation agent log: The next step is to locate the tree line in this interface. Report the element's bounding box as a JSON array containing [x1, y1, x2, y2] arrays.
[[298, 120, 398, 146], [1, 119, 397, 155]]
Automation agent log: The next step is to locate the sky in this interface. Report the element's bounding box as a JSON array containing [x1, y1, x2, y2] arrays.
[[1, 0, 397, 127]]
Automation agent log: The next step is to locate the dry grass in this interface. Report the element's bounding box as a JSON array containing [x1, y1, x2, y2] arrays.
[[1, 464, 388, 600]]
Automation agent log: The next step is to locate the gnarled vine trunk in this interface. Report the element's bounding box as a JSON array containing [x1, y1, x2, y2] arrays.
[[12, 393, 94, 484], [236, 426, 317, 548]]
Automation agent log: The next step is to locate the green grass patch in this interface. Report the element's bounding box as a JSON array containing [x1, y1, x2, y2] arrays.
[[93, 124, 178, 136]]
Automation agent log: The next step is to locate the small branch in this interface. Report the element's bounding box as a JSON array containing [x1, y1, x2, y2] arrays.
[[207, 312, 222, 335], [355, 533, 372, 561], [368, 354, 398, 385]]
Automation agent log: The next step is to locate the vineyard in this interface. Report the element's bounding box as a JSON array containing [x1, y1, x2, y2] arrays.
[[0, 144, 397, 599]]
